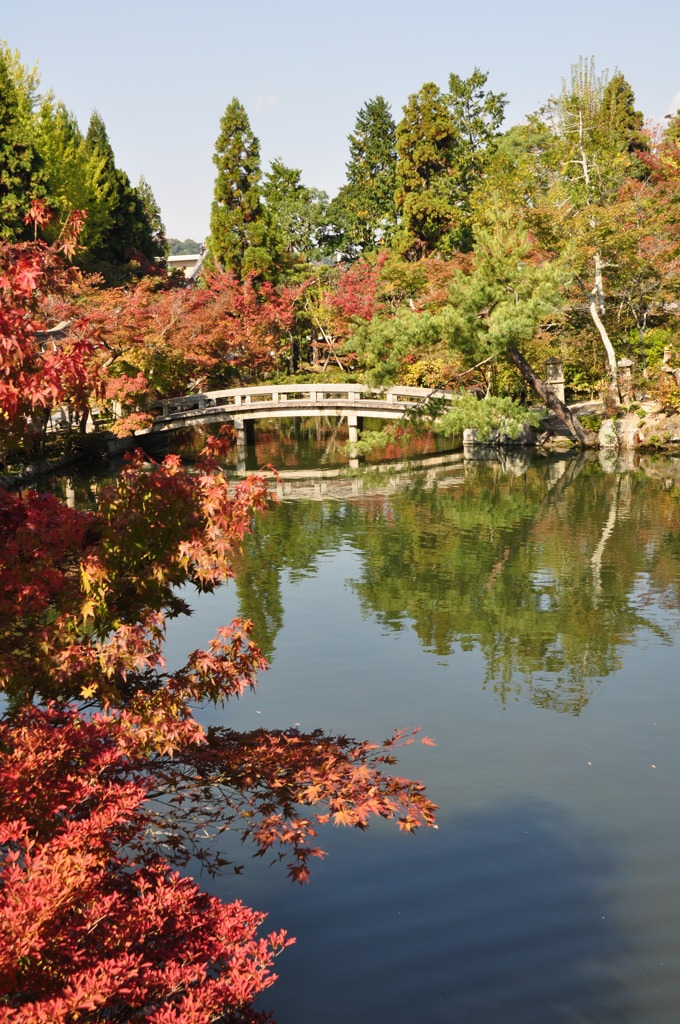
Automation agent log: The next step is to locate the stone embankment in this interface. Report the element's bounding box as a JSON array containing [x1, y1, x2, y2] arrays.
[[595, 404, 680, 450], [531, 397, 680, 451], [463, 400, 680, 452]]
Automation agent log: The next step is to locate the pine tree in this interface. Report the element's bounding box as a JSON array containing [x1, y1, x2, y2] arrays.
[[329, 96, 397, 259], [0, 49, 44, 240], [208, 98, 271, 279]]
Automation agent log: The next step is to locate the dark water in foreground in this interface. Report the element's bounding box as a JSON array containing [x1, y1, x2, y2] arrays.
[[55, 427, 680, 1023]]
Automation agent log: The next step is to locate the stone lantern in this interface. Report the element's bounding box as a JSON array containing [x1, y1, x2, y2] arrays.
[[545, 357, 565, 403], [617, 358, 634, 402]]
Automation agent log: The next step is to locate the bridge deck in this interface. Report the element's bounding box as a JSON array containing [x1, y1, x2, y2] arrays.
[[148, 383, 454, 431]]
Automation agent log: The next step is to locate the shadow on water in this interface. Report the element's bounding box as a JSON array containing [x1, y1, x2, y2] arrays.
[[214, 800, 631, 1024]]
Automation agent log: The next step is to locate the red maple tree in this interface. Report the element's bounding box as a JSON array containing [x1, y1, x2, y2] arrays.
[[0, 235, 437, 1020]]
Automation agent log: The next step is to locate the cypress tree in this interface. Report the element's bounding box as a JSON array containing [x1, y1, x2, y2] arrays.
[[83, 111, 162, 277], [598, 72, 648, 173], [84, 109, 116, 166], [136, 174, 168, 261], [35, 98, 113, 251], [394, 70, 507, 258], [0, 51, 44, 240], [261, 158, 328, 272], [394, 82, 458, 259], [208, 98, 271, 279]]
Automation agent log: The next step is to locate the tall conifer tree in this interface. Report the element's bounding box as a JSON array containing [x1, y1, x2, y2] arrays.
[[137, 174, 168, 260], [598, 72, 647, 166], [394, 82, 458, 259], [208, 98, 271, 279], [447, 68, 507, 249], [262, 158, 328, 272], [329, 96, 397, 259], [34, 98, 113, 251], [83, 111, 163, 277], [394, 72, 506, 258], [0, 50, 44, 239]]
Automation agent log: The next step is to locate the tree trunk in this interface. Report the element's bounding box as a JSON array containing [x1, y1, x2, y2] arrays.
[[589, 252, 619, 392], [591, 474, 621, 600], [576, 124, 619, 395], [506, 346, 595, 447]]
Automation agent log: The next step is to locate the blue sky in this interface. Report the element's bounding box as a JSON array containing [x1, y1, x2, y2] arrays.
[[4, 0, 680, 240]]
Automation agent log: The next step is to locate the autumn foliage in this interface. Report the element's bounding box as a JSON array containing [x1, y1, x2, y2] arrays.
[[0, 208, 104, 453], [74, 270, 300, 404], [0, 705, 291, 1024], [0, 234, 437, 1019]]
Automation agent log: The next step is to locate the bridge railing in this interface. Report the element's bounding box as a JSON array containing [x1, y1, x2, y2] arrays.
[[150, 384, 454, 419]]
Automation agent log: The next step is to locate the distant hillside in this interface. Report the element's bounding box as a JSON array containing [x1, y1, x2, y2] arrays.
[[168, 238, 202, 256]]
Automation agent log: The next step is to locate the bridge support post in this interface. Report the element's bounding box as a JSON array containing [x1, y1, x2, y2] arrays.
[[347, 415, 363, 446], [347, 414, 362, 469], [233, 417, 251, 473]]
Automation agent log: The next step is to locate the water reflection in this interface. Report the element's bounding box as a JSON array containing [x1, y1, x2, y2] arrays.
[[37, 440, 680, 1023], [43, 445, 680, 717], [121, 417, 455, 473], [233, 453, 680, 715]]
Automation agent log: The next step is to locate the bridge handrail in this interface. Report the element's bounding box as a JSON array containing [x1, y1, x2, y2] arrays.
[[150, 384, 455, 418]]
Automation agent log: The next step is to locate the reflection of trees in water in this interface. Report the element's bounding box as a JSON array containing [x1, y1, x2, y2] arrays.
[[351, 460, 679, 713], [232, 501, 364, 660], [234, 457, 680, 714]]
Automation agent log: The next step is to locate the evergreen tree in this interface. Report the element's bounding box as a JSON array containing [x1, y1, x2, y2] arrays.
[[394, 82, 458, 259], [597, 72, 648, 177], [0, 48, 44, 239], [83, 111, 163, 277], [84, 108, 115, 165], [137, 174, 168, 260], [34, 97, 113, 251], [472, 120, 554, 228], [438, 215, 590, 443], [328, 96, 397, 259], [0, 42, 40, 127], [664, 109, 680, 148], [208, 98, 271, 279], [394, 72, 506, 258], [447, 68, 507, 249], [262, 157, 329, 273]]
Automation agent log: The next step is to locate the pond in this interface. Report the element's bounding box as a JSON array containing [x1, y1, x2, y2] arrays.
[[51, 422, 680, 1024]]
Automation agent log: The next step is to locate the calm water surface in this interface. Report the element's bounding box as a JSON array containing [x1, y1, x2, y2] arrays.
[[56, 427, 680, 1024]]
